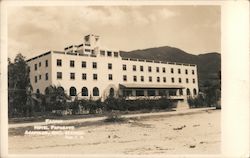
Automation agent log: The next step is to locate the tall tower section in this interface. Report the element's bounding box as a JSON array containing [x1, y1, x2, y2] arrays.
[[84, 34, 100, 55]]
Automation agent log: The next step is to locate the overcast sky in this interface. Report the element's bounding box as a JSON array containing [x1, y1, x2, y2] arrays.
[[8, 5, 220, 60]]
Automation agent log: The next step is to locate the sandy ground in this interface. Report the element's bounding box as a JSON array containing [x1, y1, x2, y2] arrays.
[[9, 110, 220, 155]]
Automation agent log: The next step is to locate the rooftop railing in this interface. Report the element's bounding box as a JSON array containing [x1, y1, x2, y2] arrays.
[[121, 57, 196, 67]]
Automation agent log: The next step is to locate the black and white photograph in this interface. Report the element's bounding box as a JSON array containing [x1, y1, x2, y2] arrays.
[[0, 1, 249, 158]]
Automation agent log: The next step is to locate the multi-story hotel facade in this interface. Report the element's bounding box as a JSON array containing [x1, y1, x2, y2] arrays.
[[27, 34, 199, 102]]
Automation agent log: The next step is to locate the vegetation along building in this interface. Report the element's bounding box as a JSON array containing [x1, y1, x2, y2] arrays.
[[27, 34, 199, 102]]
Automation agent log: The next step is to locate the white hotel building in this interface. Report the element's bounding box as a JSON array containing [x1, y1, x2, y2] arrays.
[[27, 34, 199, 102]]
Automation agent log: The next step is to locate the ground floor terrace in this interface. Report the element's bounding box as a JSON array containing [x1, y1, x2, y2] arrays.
[[119, 84, 197, 100], [43, 83, 198, 101]]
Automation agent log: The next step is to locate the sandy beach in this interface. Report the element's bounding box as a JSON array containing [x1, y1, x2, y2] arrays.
[[9, 109, 220, 155]]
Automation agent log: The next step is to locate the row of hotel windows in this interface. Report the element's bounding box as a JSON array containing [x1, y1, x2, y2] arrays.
[[126, 75, 196, 84], [55, 59, 195, 75], [34, 60, 48, 70], [57, 72, 196, 83], [34, 72, 196, 84], [40, 86, 197, 97], [122, 65, 195, 75], [35, 73, 49, 83], [100, 50, 119, 57]]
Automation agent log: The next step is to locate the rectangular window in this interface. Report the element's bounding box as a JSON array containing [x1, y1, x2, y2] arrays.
[[133, 76, 137, 82], [149, 76, 152, 82], [39, 75, 41, 80], [178, 68, 181, 74], [35, 64, 37, 70], [114, 52, 119, 57], [93, 74, 98, 80], [85, 49, 90, 52], [148, 90, 156, 96], [163, 67, 166, 73], [82, 73, 87, 80], [179, 78, 182, 83], [100, 50, 105, 56], [123, 64, 127, 71], [107, 51, 112, 56], [57, 59, 62, 66], [45, 73, 48, 80], [123, 75, 127, 81], [114, 52, 118, 57], [186, 78, 189, 83], [157, 77, 160, 82], [171, 68, 174, 73], [108, 63, 112, 70], [70, 73, 75, 80], [39, 62, 41, 67], [93, 62, 97, 69], [70, 60, 74, 67], [141, 76, 144, 82], [123, 89, 132, 97], [57, 72, 62, 79], [136, 90, 144, 96], [163, 77, 166, 83], [148, 66, 152, 72], [193, 78, 196, 83], [108, 74, 113, 80], [171, 77, 175, 83], [140, 66, 143, 72], [156, 67, 159, 73], [192, 70, 195, 75], [35, 76, 37, 83], [82, 61, 86, 68], [185, 69, 188, 74], [45, 60, 48, 67], [133, 65, 136, 71]]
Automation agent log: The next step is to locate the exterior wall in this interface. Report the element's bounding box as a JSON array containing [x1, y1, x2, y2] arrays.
[[27, 52, 52, 94], [51, 51, 122, 100], [120, 59, 199, 96]]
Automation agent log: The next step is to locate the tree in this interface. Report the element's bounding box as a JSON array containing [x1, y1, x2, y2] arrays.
[[8, 53, 32, 117], [44, 85, 70, 111]]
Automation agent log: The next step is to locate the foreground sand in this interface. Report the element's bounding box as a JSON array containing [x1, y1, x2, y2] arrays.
[[9, 109, 220, 155]]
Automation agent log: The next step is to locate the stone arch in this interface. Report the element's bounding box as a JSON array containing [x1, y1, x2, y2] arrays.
[[93, 87, 99, 96], [186, 88, 191, 96], [69, 87, 77, 96], [109, 88, 115, 97], [193, 88, 197, 96], [179, 89, 183, 95], [45, 87, 50, 95], [82, 87, 88, 96]]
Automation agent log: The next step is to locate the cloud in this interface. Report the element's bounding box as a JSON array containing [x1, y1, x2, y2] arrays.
[[7, 6, 219, 59], [158, 8, 177, 19]]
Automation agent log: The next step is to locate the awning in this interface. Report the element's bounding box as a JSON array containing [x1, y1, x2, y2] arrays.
[[119, 84, 185, 89]]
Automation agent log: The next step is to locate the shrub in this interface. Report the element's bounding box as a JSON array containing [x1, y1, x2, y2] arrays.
[[104, 111, 126, 122], [188, 94, 207, 108], [104, 97, 174, 111]]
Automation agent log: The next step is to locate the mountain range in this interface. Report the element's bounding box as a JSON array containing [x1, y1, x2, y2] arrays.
[[120, 46, 221, 88]]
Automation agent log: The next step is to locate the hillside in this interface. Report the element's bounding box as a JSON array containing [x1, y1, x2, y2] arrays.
[[120, 46, 221, 88]]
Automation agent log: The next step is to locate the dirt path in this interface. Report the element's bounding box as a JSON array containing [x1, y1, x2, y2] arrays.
[[9, 110, 220, 155]]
